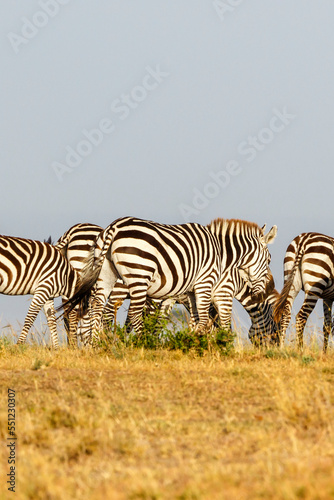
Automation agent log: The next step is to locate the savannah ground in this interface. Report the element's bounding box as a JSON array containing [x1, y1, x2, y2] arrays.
[[0, 325, 334, 500]]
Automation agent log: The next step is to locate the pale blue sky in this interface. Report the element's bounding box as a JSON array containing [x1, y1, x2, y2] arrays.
[[1, 1, 334, 343]]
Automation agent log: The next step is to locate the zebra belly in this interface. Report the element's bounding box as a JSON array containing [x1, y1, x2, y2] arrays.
[[0, 279, 37, 296], [116, 262, 191, 299], [0, 271, 56, 297], [146, 275, 196, 299]]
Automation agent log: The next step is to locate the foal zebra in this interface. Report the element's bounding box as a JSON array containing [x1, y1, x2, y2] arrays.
[[63, 216, 277, 343], [0, 235, 80, 347], [273, 232, 334, 351]]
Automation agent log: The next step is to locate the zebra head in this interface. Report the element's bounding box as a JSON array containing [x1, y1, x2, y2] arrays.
[[248, 289, 281, 346], [237, 224, 277, 301]]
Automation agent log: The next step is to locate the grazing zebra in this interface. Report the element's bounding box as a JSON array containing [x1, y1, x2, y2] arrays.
[[54, 222, 170, 346], [62, 216, 277, 344], [54, 222, 103, 345], [0, 235, 80, 347], [101, 271, 280, 346], [231, 272, 279, 345], [273, 232, 334, 351]]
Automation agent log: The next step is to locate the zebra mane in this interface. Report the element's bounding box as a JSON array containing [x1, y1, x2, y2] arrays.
[[207, 218, 262, 236]]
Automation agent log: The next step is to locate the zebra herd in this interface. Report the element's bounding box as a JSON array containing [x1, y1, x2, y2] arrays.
[[0, 216, 333, 351]]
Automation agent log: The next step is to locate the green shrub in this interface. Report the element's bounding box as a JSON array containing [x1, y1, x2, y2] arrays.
[[95, 305, 236, 357]]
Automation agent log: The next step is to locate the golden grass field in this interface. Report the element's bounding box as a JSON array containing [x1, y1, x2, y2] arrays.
[[0, 330, 334, 500]]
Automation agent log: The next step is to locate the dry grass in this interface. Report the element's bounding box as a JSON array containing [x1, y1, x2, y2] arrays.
[[0, 337, 334, 500]]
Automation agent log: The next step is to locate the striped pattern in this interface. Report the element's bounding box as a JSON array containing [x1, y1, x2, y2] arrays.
[[56, 222, 103, 268], [273, 232, 334, 351], [0, 235, 79, 347], [102, 273, 280, 345], [63, 216, 276, 344], [233, 272, 279, 345], [55, 222, 103, 345], [73, 216, 221, 341]]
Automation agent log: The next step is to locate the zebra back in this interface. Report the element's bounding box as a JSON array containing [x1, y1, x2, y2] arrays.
[[0, 235, 78, 298], [62, 216, 220, 317], [55, 223, 103, 268]]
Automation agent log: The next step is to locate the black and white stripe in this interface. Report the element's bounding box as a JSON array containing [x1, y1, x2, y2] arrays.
[[63, 216, 276, 344], [101, 272, 279, 345], [54, 222, 103, 345], [0, 235, 80, 347], [274, 232, 334, 351], [231, 271, 279, 345]]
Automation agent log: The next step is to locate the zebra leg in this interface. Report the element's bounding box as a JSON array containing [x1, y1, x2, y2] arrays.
[[17, 290, 52, 345], [61, 296, 78, 347], [322, 299, 332, 353], [193, 285, 212, 333], [279, 304, 292, 347], [77, 292, 104, 347], [278, 287, 300, 348], [126, 284, 149, 335], [103, 285, 129, 330], [80, 268, 120, 346], [125, 298, 163, 335], [89, 295, 106, 344], [124, 311, 132, 333], [214, 294, 234, 331], [124, 297, 158, 333], [295, 294, 318, 350], [67, 309, 78, 347], [208, 303, 220, 328], [77, 309, 95, 347], [43, 300, 59, 349], [88, 261, 120, 343], [187, 291, 199, 330]]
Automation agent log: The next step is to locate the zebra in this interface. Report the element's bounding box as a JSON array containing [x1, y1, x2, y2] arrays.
[[101, 269, 280, 346], [53, 222, 103, 345], [230, 271, 279, 345], [53, 222, 173, 346], [0, 234, 81, 347], [62, 216, 277, 344], [208, 267, 279, 345], [273, 232, 334, 351]]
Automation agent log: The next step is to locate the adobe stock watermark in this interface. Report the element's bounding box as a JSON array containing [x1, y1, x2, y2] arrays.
[[52, 65, 169, 182], [213, 0, 244, 22], [179, 106, 296, 221], [7, 0, 71, 54]]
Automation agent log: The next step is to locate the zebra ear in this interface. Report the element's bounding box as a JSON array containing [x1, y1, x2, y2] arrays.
[[263, 225, 277, 245], [261, 224, 267, 234]]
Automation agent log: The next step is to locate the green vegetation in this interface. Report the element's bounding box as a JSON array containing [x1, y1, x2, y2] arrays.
[[98, 311, 235, 357]]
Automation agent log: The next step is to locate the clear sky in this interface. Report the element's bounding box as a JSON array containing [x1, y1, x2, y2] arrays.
[[1, 1, 334, 343]]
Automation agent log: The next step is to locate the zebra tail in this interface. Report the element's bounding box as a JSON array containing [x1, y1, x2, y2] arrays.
[[273, 242, 304, 323], [59, 224, 116, 317], [54, 228, 72, 255]]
